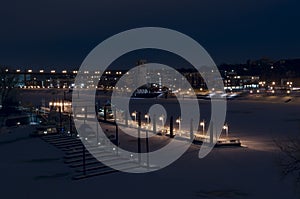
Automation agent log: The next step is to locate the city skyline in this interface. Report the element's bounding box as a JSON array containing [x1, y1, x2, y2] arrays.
[[1, 55, 300, 71]]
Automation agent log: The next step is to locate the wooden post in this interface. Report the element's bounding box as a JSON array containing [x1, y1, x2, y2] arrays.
[[190, 118, 194, 141], [146, 130, 149, 169], [82, 145, 86, 175], [153, 114, 156, 134], [210, 121, 214, 145], [59, 106, 62, 133], [125, 111, 128, 127], [115, 123, 119, 155], [138, 112, 141, 164], [170, 116, 174, 138], [69, 112, 72, 136], [104, 105, 107, 121]]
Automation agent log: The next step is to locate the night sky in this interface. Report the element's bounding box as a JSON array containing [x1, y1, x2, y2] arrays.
[[0, 0, 300, 69]]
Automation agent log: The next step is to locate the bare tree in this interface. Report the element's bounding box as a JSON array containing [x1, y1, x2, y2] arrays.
[[276, 137, 300, 192]]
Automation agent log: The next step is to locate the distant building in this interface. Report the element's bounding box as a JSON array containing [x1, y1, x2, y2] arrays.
[[224, 71, 259, 91]]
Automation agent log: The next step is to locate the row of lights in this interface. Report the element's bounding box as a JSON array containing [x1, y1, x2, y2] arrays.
[[131, 111, 229, 136], [12, 69, 105, 74], [104, 71, 122, 75], [259, 81, 293, 86], [250, 89, 293, 94], [49, 102, 72, 106], [250, 89, 290, 94], [21, 85, 72, 89]]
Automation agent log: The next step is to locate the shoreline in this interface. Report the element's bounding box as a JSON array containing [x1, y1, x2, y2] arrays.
[[16, 89, 300, 106]]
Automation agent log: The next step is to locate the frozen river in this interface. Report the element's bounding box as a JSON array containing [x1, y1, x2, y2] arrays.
[[2, 89, 299, 198]]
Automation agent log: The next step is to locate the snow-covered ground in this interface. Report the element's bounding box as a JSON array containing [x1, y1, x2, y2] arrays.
[[1, 90, 300, 198]]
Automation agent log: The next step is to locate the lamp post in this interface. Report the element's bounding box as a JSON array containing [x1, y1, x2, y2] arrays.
[[59, 106, 62, 132], [159, 115, 164, 129], [153, 114, 156, 134], [223, 124, 228, 137], [200, 120, 205, 135], [132, 111, 137, 123], [62, 90, 67, 112], [145, 113, 150, 125], [137, 112, 141, 164], [125, 111, 128, 126], [176, 117, 181, 135], [69, 111, 72, 136], [170, 116, 174, 138]]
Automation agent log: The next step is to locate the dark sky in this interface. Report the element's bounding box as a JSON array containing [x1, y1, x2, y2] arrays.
[[0, 0, 300, 69]]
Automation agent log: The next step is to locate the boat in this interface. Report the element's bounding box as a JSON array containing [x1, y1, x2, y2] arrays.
[[132, 84, 165, 98]]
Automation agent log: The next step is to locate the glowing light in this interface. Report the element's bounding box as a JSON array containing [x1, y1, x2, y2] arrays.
[[200, 120, 205, 135], [223, 124, 229, 137], [159, 115, 164, 128], [145, 114, 150, 124], [132, 111, 137, 122], [176, 117, 181, 135]]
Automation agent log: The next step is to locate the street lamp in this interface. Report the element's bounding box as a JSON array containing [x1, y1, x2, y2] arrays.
[[200, 120, 205, 135], [159, 115, 164, 129], [145, 113, 150, 124], [132, 111, 137, 123], [176, 117, 181, 135], [223, 124, 229, 137], [287, 81, 293, 88]]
